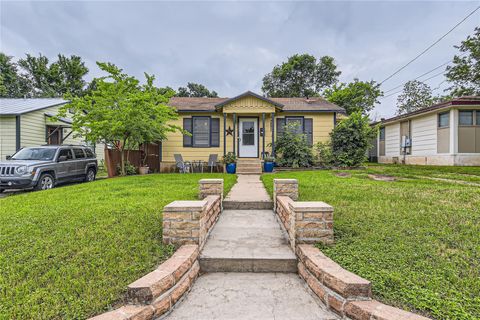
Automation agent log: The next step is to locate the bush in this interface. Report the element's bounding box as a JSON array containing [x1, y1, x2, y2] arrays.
[[274, 122, 313, 168], [222, 152, 237, 164], [330, 112, 376, 167], [116, 161, 137, 175], [314, 141, 334, 167]]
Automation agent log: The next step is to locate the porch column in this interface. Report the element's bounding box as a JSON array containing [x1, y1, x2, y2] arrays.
[[271, 112, 275, 157], [233, 113, 236, 156], [223, 113, 227, 157], [262, 113, 266, 159]]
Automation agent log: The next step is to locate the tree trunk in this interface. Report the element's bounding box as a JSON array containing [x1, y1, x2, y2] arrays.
[[120, 148, 126, 176]]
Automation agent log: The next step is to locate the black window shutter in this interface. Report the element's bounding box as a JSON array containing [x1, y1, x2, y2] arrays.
[[276, 118, 286, 137], [304, 118, 313, 146], [210, 118, 220, 147], [183, 118, 192, 147]]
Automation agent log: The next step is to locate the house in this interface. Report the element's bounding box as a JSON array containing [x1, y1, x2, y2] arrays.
[[373, 96, 480, 166], [0, 98, 104, 161], [161, 91, 345, 171]]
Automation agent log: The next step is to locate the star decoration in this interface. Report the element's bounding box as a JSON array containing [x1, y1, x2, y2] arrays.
[[226, 126, 234, 136]]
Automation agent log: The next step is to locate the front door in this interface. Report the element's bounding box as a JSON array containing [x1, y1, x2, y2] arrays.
[[239, 118, 258, 157]]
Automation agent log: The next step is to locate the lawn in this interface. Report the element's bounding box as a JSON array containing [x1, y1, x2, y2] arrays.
[[0, 173, 236, 320], [262, 165, 480, 320]]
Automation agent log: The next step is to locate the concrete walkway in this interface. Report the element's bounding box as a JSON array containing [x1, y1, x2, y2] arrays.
[[223, 175, 273, 209], [165, 273, 338, 320], [162, 175, 338, 320]]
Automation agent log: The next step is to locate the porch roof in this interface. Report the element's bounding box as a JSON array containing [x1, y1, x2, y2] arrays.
[[169, 91, 345, 113]]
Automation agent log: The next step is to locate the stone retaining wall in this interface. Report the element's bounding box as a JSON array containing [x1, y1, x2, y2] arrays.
[[274, 179, 334, 246]]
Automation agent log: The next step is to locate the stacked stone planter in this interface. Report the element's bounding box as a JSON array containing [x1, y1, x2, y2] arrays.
[[89, 179, 224, 320]]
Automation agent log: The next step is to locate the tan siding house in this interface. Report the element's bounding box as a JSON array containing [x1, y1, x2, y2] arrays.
[[0, 99, 104, 161], [374, 97, 480, 166], [162, 91, 343, 171]]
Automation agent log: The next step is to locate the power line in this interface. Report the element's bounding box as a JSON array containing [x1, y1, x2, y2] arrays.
[[381, 70, 446, 99], [379, 5, 480, 85]]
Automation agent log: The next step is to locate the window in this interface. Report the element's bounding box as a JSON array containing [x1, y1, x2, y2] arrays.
[[85, 148, 95, 158], [182, 117, 220, 148], [58, 148, 73, 160], [277, 117, 313, 146], [459, 111, 473, 126], [476, 111, 480, 126], [379, 127, 385, 140], [438, 112, 449, 128], [46, 126, 62, 145], [286, 117, 304, 134], [73, 148, 85, 159]]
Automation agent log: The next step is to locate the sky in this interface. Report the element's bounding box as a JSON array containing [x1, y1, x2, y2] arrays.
[[1, 1, 479, 118]]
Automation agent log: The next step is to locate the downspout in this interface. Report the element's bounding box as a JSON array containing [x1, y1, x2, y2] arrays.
[[15, 115, 21, 151]]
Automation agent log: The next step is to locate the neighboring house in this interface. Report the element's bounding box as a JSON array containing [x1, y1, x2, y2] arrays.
[[0, 98, 104, 161], [162, 91, 345, 171], [373, 96, 480, 166]]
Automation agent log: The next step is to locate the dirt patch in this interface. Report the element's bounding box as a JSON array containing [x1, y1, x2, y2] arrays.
[[335, 172, 351, 178], [368, 174, 396, 182]]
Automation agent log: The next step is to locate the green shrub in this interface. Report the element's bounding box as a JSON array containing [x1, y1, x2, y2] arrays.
[[274, 122, 313, 168], [330, 112, 376, 167], [116, 161, 137, 175], [222, 152, 237, 164], [314, 141, 334, 167]]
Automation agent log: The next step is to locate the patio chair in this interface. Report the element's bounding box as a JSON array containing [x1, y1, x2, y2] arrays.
[[207, 154, 218, 173], [174, 154, 191, 173]]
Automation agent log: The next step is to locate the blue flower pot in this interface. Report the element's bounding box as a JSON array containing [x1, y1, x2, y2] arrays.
[[226, 163, 236, 174], [264, 161, 274, 173]]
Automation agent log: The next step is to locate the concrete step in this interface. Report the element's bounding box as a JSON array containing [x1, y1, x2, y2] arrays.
[[236, 170, 263, 175], [236, 163, 262, 168], [223, 200, 273, 210], [200, 210, 297, 273]]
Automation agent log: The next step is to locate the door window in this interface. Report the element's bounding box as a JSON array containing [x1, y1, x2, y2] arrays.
[[47, 126, 62, 145], [242, 121, 255, 145], [73, 148, 86, 159], [58, 148, 73, 160]]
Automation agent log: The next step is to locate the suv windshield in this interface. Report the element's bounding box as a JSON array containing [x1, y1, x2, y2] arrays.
[[11, 148, 57, 161]]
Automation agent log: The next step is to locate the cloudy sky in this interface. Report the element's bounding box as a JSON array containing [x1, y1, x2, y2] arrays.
[[1, 1, 479, 117]]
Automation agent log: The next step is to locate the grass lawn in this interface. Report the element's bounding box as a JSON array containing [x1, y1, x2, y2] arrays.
[[262, 165, 480, 320], [0, 173, 236, 320]]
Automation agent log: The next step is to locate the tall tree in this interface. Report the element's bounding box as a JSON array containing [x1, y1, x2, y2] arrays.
[[17, 53, 88, 97], [445, 27, 480, 97], [176, 82, 218, 97], [261, 54, 341, 97], [59, 62, 183, 175], [0, 53, 30, 98], [323, 79, 382, 115], [396, 80, 433, 115]]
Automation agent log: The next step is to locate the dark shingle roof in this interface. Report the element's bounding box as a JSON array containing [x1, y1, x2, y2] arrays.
[[169, 92, 344, 113]]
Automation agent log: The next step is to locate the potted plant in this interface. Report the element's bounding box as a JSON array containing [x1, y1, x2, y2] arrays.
[[222, 152, 237, 174], [263, 156, 275, 173]]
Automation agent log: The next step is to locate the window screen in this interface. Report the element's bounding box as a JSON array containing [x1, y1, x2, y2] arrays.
[[379, 127, 385, 140], [438, 112, 449, 128], [459, 111, 473, 126], [193, 117, 210, 147]]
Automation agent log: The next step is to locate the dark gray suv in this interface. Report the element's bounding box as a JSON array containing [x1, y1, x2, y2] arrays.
[[0, 145, 98, 192]]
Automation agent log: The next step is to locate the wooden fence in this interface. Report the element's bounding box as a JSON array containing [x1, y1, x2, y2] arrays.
[[104, 143, 161, 177]]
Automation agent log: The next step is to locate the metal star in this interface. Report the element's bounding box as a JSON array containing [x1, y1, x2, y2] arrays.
[[226, 126, 234, 136]]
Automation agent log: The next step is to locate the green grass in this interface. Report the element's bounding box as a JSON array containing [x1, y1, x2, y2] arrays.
[[262, 165, 480, 320], [0, 173, 236, 320]]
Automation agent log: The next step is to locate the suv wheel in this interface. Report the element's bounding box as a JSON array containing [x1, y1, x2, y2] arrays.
[[85, 168, 96, 182], [0, 189, 4, 193], [36, 173, 55, 191]]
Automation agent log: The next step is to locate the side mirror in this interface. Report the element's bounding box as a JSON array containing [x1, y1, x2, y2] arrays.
[[58, 155, 68, 162], [6, 155, 11, 160]]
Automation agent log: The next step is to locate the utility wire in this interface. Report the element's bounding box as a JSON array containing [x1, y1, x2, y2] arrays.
[[381, 70, 446, 99], [379, 5, 480, 85]]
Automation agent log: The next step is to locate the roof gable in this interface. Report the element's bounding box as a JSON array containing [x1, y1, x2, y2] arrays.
[[215, 91, 283, 110]]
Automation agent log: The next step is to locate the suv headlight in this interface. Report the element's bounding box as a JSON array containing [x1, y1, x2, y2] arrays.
[[15, 166, 27, 174]]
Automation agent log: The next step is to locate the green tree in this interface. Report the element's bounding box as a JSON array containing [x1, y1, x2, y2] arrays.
[[58, 62, 182, 175], [18, 53, 88, 97], [273, 122, 313, 168], [330, 112, 376, 167], [396, 80, 433, 115], [445, 27, 480, 96], [176, 82, 218, 97], [262, 54, 341, 97], [323, 79, 382, 115], [0, 53, 30, 98]]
